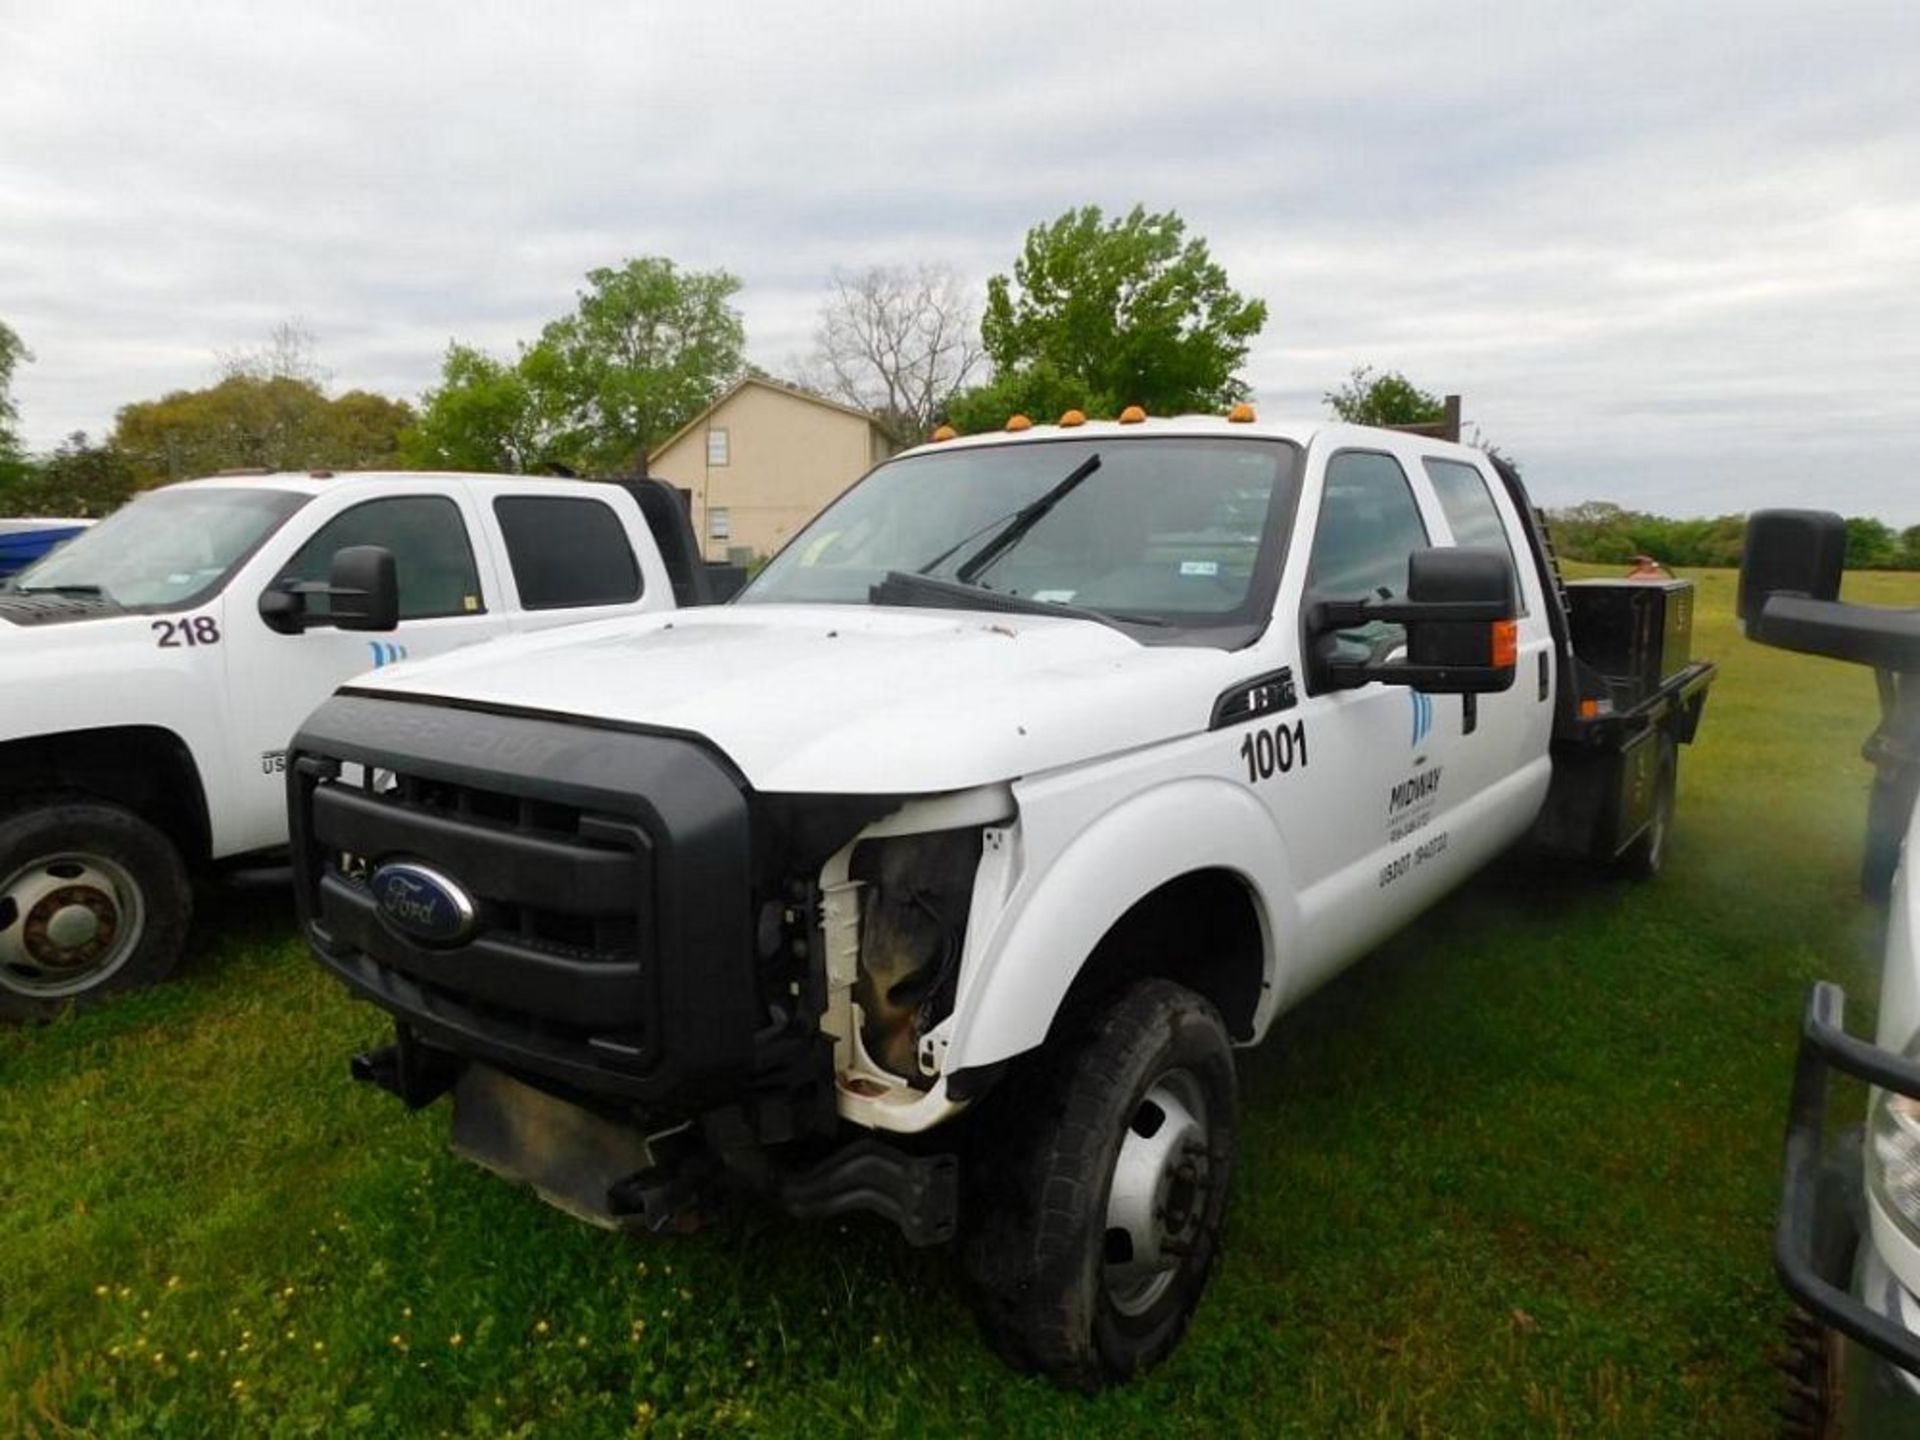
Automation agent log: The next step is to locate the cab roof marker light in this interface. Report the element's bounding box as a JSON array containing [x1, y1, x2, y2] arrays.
[[1005, 414, 1033, 432], [1058, 409, 1087, 428], [1227, 403, 1256, 423], [1118, 405, 1147, 425], [930, 424, 958, 442]]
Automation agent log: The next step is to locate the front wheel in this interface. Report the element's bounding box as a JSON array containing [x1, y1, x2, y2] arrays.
[[961, 979, 1237, 1388], [0, 801, 192, 1021]]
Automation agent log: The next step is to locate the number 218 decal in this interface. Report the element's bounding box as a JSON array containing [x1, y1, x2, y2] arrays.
[[152, 616, 221, 647], [1239, 717, 1307, 783]]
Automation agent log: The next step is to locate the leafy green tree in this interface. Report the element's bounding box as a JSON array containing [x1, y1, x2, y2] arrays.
[[0, 431, 135, 518], [399, 345, 548, 472], [0, 320, 32, 474], [1899, 525, 1920, 571], [403, 258, 746, 474], [946, 205, 1267, 431], [111, 375, 412, 487], [1324, 366, 1445, 427], [1845, 516, 1898, 570]]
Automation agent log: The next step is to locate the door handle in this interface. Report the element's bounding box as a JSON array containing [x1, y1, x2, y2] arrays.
[[1537, 650, 1549, 702]]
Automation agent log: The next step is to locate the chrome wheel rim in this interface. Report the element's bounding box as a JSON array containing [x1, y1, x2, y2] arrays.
[[1104, 1067, 1213, 1317], [0, 852, 146, 998]]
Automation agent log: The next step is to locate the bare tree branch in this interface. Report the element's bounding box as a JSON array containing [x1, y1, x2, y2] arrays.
[[807, 264, 984, 446]]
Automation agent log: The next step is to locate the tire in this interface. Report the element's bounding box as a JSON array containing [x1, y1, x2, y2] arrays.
[[960, 979, 1237, 1388], [1618, 737, 1677, 879], [0, 801, 192, 1021]]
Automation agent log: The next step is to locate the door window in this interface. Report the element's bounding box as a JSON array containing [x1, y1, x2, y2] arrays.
[[277, 495, 483, 622], [493, 496, 642, 610], [1306, 451, 1430, 665], [1423, 456, 1526, 613]]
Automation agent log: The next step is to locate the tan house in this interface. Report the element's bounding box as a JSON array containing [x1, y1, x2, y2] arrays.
[[647, 377, 895, 562]]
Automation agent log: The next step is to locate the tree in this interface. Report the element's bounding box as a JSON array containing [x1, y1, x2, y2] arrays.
[[0, 431, 135, 518], [215, 318, 331, 387], [111, 376, 412, 487], [0, 319, 32, 469], [403, 257, 746, 475], [1845, 516, 1898, 570], [1324, 365, 1445, 427], [946, 205, 1266, 431], [399, 344, 548, 473], [806, 264, 983, 446]]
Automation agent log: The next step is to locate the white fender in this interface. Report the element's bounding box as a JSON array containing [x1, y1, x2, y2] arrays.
[[945, 775, 1300, 1072]]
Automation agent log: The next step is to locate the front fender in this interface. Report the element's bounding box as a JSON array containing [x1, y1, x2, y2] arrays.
[[945, 775, 1299, 1072]]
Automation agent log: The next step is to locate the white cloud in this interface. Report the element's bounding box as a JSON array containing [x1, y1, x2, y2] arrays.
[[3, 0, 1917, 517]]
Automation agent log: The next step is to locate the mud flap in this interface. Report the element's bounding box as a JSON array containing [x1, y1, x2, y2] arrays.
[[449, 1064, 656, 1231]]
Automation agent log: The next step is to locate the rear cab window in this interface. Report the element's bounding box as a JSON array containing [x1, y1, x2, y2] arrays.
[[493, 495, 642, 611], [1422, 456, 1528, 614]]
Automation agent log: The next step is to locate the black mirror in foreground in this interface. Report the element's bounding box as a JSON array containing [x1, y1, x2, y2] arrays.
[[1741, 508, 1920, 898], [326, 545, 399, 632], [1315, 546, 1520, 694]]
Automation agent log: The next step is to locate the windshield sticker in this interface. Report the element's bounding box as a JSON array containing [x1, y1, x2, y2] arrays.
[[1179, 560, 1220, 577], [1031, 589, 1077, 603]]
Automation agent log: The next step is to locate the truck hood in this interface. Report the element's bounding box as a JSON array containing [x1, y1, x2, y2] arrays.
[[348, 604, 1246, 792]]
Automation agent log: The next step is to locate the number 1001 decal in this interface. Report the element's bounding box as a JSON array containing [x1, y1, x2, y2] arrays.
[[1238, 717, 1307, 783]]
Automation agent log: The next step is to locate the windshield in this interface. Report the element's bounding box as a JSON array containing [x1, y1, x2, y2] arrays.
[[742, 437, 1297, 633], [10, 487, 310, 609]]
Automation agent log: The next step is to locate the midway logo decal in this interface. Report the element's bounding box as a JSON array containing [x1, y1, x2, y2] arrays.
[[368, 640, 409, 667], [1409, 690, 1433, 747]]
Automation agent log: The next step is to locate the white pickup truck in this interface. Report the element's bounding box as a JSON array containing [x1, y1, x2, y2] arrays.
[[0, 470, 708, 1019], [289, 412, 1716, 1385]]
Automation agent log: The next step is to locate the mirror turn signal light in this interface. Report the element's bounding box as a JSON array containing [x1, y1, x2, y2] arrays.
[[1118, 405, 1147, 424], [1491, 619, 1518, 669]]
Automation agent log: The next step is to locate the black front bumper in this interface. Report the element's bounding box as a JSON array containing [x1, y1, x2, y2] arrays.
[[1777, 982, 1920, 1380], [289, 693, 772, 1113]]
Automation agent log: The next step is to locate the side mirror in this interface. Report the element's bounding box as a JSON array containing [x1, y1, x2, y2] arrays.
[[327, 545, 399, 632], [1314, 547, 1519, 694], [1738, 509, 1845, 630], [258, 585, 307, 635]]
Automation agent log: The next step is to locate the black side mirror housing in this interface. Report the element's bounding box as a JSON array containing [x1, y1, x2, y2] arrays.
[[1315, 546, 1519, 694], [1738, 509, 1845, 629], [327, 545, 399, 632], [258, 585, 307, 635]]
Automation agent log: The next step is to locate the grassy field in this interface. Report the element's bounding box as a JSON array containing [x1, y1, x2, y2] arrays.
[[3, 566, 1913, 1437]]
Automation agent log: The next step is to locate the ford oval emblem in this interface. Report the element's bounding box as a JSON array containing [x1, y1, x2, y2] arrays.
[[370, 861, 477, 946]]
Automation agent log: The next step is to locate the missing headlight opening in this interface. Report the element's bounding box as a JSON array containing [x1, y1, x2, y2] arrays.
[[850, 828, 982, 1085]]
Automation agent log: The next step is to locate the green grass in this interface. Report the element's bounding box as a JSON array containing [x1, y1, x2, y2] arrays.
[[3, 566, 1914, 1437]]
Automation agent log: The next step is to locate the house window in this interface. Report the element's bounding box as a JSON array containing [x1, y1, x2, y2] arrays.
[[707, 427, 729, 466], [708, 507, 732, 541]]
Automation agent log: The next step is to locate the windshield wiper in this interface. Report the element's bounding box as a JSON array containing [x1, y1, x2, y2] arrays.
[[921, 452, 1102, 585], [871, 570, 1166, 631], [14, 583, 106, 597]]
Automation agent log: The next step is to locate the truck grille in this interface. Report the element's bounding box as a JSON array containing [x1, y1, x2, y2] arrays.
[[289, 692, 759, 1103]]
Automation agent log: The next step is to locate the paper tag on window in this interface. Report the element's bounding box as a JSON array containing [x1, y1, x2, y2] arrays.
[[1032, 589, 1077, 603], [1179, 560, 1220, 577]]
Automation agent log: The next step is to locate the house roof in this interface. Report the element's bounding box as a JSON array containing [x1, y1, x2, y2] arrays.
[[647, 376, 886, 462]]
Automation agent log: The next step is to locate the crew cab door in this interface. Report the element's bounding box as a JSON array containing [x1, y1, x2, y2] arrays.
[[1262, 448, 1462, 993], [1416, 454, 1555, 844], [224, 485, 504, 854]]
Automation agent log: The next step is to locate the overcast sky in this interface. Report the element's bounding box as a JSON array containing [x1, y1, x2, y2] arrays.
[[4, 1, 1916, 519]]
